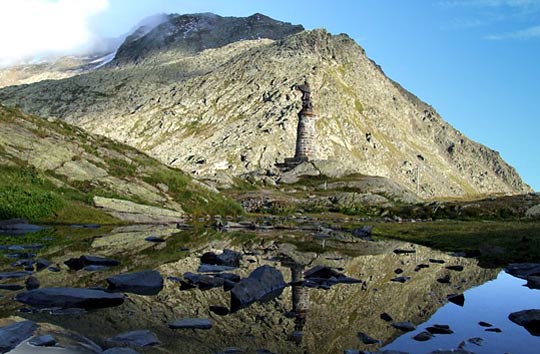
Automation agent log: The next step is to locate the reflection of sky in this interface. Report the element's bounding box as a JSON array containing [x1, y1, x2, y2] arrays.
[[383, 271, 540, 354]]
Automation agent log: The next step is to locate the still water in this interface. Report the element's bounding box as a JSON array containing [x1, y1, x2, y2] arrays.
[[383, 271, 540, 354], [0, 224, 538, 353]]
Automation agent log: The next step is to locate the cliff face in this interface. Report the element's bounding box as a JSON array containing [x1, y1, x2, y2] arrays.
[[0, 14, 531, 197]]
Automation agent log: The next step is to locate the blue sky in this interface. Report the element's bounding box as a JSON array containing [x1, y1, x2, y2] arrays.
[[2, 0, 539, 191]]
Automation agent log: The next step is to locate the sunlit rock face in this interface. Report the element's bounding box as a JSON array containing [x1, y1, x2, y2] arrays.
[[0, 13, 530, 198], [0, 225, 497, 353]]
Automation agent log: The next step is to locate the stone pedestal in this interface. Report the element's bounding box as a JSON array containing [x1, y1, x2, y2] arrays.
[[294, 109, 317, 161]]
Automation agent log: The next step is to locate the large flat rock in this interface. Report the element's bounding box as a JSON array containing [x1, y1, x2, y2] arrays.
[[14, 287, 125, 309]]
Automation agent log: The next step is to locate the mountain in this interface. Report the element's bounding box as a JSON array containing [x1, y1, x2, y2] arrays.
[[0, 13, 531, 198], [0, 105, 240, 223]]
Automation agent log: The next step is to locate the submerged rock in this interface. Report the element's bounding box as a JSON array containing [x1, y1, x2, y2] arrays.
[[445, 265, 464, 272], [106, 330, 160, 347], [0, 271, 32, 280], [467, 337, 484, 346], [413, 331, 434, 341], [201, 249, 242, 268], [29, 334, 56, 347], [380, 312, 393, 322], [303, 265, 362, 288], [426, 324, 454, 335], [14, 287, 125, 309], [447, 293, 465, 306], [509, 309, 540, 336], [0, 320, 37, 353], [107, 270, 163, 295], [505, 263, 540, 279], [25, 276, 40, 290], [394, 249, 416, 255], [169, 318, 212, 330], [392, 322, 416, 332], [198, 264, 237, 273], [65, 255, 120, 271], [209, 305, 229, 316], [357, 331, 380, 344], [181, 272, 225, 291], [231, 265, 286, 312]]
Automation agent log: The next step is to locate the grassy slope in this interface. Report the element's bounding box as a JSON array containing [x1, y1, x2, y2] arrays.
[[0, 105, 242, 223]]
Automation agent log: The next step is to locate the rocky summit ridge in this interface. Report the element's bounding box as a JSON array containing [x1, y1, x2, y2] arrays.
[[0, 13, 531, 198]]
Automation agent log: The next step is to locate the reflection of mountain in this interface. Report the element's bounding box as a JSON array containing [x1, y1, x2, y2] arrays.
[[11, 230, 498, 353]]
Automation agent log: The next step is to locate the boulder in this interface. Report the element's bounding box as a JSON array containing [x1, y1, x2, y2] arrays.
[[0, 271, 32, 280], [181, 272, 225, 291], [169, 318, 212, 330], [198, 264, 237, 273], [0, 320, 37, 353], [107, 270, 163, 296], [14, 287, 124, 309], [508, 309, 540, 336], [505, 263, 540, 279], [445, 265, 464, 272], [426, 324, 454, 335], [201, 249, 242, 268], [93, 196, 183, 223], [231, 265, 286, 312], [357, 331, 380, 345], [351, 226, 373, 240], [209, 306, 229, 316], [106, 330, 160, 347], [447, 293, 465, 307], [65, 255, 120, 271], [467, 337, 484, 346], [380, 313, 393, 322], [29, 334, 56, 347], [25, 276, 40, 290], [526, 276, 540, 290], [392, 322, 416, 332], [303, 265, 362, 289], [413, 331, 433, 341]]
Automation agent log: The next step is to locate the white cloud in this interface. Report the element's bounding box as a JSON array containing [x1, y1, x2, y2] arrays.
[[0, 0, 109, 66], [485, 24, 540, 39]]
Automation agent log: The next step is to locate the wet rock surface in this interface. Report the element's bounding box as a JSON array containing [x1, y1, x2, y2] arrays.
[[508, 309, 540, 336], [14, 287, 125, 309], [107, 270, 163, 295], [169, 318, 213, 330], [65, 255, 121, 271], [0, 320, 37, 353], [28, 334, 56, 347], [106, 330, 160, 347], [231, 265, 286, 312]]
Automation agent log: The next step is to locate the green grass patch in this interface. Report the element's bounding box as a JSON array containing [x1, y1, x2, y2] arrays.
[[372, 220, 540, 266]]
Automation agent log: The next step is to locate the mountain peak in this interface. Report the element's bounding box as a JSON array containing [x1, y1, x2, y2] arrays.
[[112, 12, 304, 65]]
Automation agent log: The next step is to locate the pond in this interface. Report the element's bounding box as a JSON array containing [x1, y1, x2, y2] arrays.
[[0, 223, 538, 353]]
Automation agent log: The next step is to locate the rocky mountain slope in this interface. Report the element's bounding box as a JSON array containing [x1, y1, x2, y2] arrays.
[[0, 105, 240, 223], [0, 13, 531, 198]]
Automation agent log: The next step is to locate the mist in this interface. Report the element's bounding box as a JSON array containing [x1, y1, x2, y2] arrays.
[[0, 0, 109, 67]]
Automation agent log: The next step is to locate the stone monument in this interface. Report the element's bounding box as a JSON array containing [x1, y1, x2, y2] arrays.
[[282, 80, 318, 168]]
